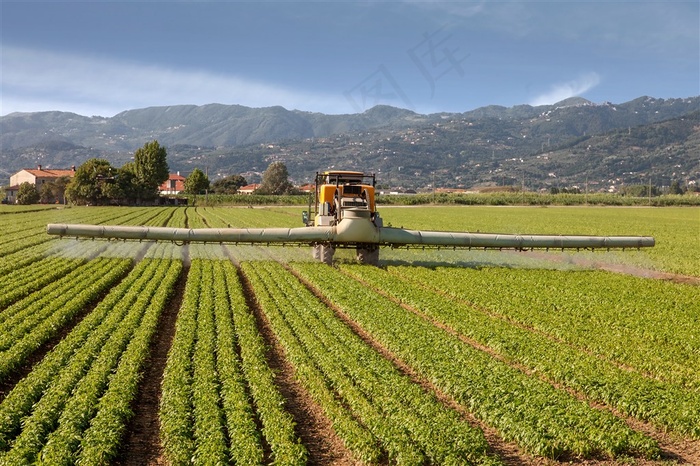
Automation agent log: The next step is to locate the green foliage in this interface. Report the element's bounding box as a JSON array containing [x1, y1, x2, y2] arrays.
[[257, 161, 296, 195], [244, 260, 498, 465], [64, 141, 170, 204], [38, 176, 70, 204], [345, 264, 700, 439], [132, 140, 169, 200], [619, 184, 661, 197], [292, 262, 661, 460], [211, 174, 247, 194], [64, 158, 118, 205], [669, 179, 684, 194], [160, 258, 305, 466], [184, 168, 210, 194], [16, 182, 40, 205]]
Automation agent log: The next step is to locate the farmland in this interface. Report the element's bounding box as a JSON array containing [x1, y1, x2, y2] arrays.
[[0, 204, 698, 465]]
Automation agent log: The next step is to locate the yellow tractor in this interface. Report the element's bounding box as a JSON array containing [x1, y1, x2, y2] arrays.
[[303, 171, 381, 265]]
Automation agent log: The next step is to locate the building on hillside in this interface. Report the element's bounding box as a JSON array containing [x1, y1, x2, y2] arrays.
[[6, 165, 76, 203], [298, 184, 315, 194], [238, 183, 260, 194], [159, 173, 186, 195]]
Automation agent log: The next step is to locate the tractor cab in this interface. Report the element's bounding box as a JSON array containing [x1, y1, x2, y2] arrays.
[[304, 171, 380, 227]]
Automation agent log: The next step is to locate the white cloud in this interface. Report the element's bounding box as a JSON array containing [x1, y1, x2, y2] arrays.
[[1, 46, 350, 117], [529, 72, 601, 106]]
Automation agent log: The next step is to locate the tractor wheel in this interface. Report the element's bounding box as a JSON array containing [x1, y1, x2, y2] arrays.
[[321, 245, 335, 265], [357, 246, 379, 266]]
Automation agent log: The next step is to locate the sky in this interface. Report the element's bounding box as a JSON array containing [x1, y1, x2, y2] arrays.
[[1, 0, 698, 117]]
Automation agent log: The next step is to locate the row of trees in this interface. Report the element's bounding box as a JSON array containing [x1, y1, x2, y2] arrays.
[[177, 162, 297, 196], [12, 142, 298, 205]]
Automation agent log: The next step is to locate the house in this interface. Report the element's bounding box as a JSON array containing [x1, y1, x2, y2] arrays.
[[6, 165, 76, 203], [238, 183, 261, 194], [159, 173, 186, 195], [10, 165, 76, 187]]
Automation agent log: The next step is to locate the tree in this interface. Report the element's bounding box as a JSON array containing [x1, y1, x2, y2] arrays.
[[132, 140, 169, 200], [184, 168, 210, 194], [39, 183, 56, 204], [17, 182, 40, 205], [620, 184, 660, 197], [669, 180, 684, 195], [39, 176, 71, 204], [211, 174, 247, 194], [257, 162, 295, 195], [65, 158, 117, 205], [120, 162, 150, 202]]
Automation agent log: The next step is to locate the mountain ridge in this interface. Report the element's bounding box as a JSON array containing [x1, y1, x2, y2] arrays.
[[1, 96, 698, 190]]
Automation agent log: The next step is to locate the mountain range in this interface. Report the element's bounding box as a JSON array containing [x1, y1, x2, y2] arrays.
[[1, 96, 698, 190]]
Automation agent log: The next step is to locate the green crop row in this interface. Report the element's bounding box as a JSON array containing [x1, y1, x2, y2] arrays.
[[0, 259, 163, 449], [291, 262, 660, 461], [212, 261, 265, 466], [391, 266, 700, 390], [0, 254, 122, 332], [166, 206, 189, 228], [0, 231, 51, 257], [0, 206, 175, 261], [220, 260, 306, 466], [0, 257, 179, 464], [341, 263, 700, 439], [0, 243, 56, 277], [0, 238, 117, 310], [75, 259, 181, 465], [0, 258, 133, 380], [244, 259, 500, 465], [160, 259, 306, 466], [0, 257, 85, 310]]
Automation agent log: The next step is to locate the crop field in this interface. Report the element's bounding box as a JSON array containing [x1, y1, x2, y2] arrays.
[[0, 204, 698, 465]]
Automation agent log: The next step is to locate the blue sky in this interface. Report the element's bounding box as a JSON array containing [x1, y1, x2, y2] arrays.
[[1, 1, 698, 117]]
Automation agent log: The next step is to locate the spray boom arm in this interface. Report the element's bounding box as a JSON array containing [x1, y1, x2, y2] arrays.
[[47, 217, 654, 250]]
